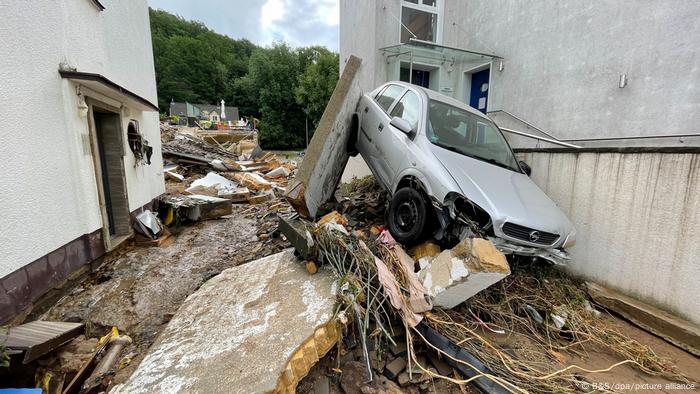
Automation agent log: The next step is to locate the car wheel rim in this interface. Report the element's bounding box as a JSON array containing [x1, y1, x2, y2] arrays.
[[396, 200, 418, 232]]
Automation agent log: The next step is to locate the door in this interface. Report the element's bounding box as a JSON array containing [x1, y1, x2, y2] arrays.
[[360, 84, 404, 188], [400, 67, 430, 88], [92, 108, 131, 239], [469, 68, 490, 114]]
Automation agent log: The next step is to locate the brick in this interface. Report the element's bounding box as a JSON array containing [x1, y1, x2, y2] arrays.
[[383, 357, 407, 380]]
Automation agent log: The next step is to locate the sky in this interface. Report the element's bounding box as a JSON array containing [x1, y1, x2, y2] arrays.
[[148, 0, 340, 51]]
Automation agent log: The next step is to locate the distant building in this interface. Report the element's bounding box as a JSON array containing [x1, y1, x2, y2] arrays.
[[340, 1, 700, 325], [169, 101, 240, 124], [0, 0, 164, 323]]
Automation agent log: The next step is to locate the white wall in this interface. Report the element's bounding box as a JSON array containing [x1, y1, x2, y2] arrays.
[[519, 151, 700, 325], [0, 0, 164, 278]]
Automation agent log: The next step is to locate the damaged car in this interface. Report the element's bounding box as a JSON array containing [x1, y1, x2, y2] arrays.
[[352, 81, 575, 264]]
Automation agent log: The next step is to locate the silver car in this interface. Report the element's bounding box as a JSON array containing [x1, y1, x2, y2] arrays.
[[353, 81, 575, 264]]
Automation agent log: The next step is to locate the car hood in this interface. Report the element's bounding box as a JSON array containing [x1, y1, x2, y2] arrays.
[[429, 145, 574, 238]]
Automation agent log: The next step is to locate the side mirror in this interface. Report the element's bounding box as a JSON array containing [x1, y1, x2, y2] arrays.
[[390, 116, 413, 135], [519, 160, 532, 176]]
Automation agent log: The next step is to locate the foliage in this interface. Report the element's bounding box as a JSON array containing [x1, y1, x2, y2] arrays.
[[149, 8, 339, 149], [296, 47, 340, 132]]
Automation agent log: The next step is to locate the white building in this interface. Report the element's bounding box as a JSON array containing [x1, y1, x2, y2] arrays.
[[341, 0, 700, 324], [0, 0, 164, 322]]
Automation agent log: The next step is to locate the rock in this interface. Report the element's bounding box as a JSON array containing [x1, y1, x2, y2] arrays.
[[419, 238, 510, 309], [341, 361, 385, 394], [383, 357, 407, 380], [388, 342, 407, 357]]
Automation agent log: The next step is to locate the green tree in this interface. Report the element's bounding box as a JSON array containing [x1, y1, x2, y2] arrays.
[[295, 47, 339, 133]]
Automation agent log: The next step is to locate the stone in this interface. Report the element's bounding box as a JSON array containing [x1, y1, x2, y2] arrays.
[[388, 342, 407, 357], [383, 357, 407, 380], [427, 354, 452, 377], [419, 238, 510, 309], [114, 250, 338, 394], [341, 361, 384, 394]]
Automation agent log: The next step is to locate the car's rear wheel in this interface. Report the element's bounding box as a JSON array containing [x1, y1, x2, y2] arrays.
[[388, 187, 427, 245]]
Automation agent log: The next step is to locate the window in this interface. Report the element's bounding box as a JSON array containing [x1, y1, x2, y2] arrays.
[[390, 91, 420, 130], [376, 85, 405, 112], [401, 0, 440, 43], [426, 99, 520, 172]]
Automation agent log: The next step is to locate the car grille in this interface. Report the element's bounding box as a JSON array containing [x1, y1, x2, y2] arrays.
[[502, 222, 560, 246]]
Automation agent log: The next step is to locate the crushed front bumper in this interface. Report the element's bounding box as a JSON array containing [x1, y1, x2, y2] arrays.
[[489, 237, 571, 265]]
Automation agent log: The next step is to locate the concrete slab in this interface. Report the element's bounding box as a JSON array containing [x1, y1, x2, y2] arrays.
[[114, 250, 337, 394], [587, 282, 700, 357], [285, 55, 363, 218], [419, 238, 510, 309]]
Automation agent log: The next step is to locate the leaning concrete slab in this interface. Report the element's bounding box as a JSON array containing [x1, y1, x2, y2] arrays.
[[113, 250, 338, 394], [587, 282, 700, 357], [285, 55, 363, 218], [419, 238, 510, 309]]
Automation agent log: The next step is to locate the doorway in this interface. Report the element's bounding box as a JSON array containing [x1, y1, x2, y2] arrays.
[[464, 66, 490, 113], [399, 62, 439, 90], [90, 103, 131, 247]]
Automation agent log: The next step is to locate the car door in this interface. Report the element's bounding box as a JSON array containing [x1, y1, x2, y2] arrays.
[[383, 89, 422, 180], [359, 84, 405, 188]]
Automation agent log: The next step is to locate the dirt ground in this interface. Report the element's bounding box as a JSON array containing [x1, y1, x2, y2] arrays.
[[37, 202, 289, 387]]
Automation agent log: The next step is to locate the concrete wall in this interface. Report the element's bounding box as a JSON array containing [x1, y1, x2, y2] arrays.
[[340, 0, 700, 147], [518, 150, 700, 325], [0, 0, 164, 279]]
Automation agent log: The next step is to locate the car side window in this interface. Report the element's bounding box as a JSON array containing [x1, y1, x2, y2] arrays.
[[390, 91, 420, 130], [375, 85, 405, 113]]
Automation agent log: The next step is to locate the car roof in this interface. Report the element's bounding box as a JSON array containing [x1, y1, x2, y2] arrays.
[[383, 81, 491, 121]]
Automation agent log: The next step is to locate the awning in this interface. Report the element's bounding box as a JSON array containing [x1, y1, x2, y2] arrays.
[[379, 38, 502, 65], [59, 70, 159, 112]]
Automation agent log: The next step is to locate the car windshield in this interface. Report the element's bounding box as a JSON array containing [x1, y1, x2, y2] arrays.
[[426, 99, 521, 172]]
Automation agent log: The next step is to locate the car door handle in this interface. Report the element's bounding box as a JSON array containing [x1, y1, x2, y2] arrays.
[[378, 123, 384, 132]]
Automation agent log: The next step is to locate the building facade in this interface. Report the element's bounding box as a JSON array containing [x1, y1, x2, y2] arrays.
[[0, 0, 164, 322], [340, 0, 700, 324]]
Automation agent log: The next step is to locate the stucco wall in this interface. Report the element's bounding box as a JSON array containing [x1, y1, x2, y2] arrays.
[[0, 0, 164, 278], [518, 150, 700, 325]]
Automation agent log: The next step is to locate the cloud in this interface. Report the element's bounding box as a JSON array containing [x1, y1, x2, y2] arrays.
[[148, 0, 339, 51]]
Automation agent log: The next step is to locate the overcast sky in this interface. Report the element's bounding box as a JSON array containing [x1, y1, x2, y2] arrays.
[[148, 0, 339, 51]]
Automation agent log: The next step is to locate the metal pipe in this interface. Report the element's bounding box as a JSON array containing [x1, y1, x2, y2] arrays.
[[487, 109, 558, 139], [499, 127, 582, 149], [562, 133, 700, 142]]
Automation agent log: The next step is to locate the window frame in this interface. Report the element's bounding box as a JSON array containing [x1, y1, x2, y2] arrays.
[[390, 90, 422, 131], [374, 84, 406, 115], [399, 0, 443, 44]]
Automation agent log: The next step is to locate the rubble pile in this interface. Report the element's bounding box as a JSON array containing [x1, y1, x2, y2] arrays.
[[279, 177, 694, 393]]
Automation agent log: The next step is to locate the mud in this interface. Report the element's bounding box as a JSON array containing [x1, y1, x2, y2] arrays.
[[40, 204, 289, 386]]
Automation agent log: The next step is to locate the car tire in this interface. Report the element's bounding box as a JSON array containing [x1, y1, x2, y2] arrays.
[[388, 187, 427, 245]]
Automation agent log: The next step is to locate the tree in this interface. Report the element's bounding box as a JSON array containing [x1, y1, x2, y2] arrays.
[[295, 47, 339, 134]]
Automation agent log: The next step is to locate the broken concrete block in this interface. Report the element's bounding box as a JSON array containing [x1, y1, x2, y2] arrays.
[[265, 166, 290, 179], [232, 172, 272, 191], [217, 187, 251, 203], [114, 250, 338, 394], [160, 195, 233, 222], [186, 171, 238, 194], [285, 56, 363, 218], [419, 238, 510, 309], [247, 189, 276, 204], [383, 357, 407, 380]]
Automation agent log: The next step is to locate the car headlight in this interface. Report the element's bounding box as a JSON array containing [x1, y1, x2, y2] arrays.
[[562, 231, 576, 249]]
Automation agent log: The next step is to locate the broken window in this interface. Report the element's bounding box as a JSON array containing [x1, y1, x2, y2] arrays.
[[401, 0, 439, 43], [127, 120, 153, 165]]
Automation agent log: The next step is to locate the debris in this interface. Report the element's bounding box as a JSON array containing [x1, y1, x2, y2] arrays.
[[285, 55, 363, 218], [587, 281, 700, 357], [186, 171, 238, 194], [133, 210, 163, 240], [522, 304, 544, 325], [217, 187, 251, 203], [341, 361, 385, 394], [418, 237, 510, 308], [264, 166, 290, 179], [158, 194, 232, 222], [0, 321, 83, 364], [82, 329, 132, 392], [383, 357, 407, 380]]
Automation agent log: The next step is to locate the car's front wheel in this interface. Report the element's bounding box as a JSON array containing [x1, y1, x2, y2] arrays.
[[388, 187, 427, 245]]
